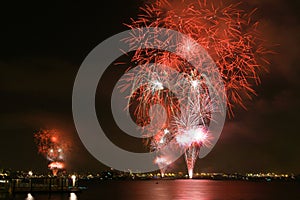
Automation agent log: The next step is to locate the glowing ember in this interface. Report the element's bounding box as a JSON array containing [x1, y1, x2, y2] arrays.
[[48, 161, 64, 169], [163, 128, 170, 135], [190, 80, 199, 89], [151, 80, 164, 90], [176, 127, 208, 147]]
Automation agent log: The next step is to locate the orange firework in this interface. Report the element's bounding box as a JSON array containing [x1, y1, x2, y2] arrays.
[[34, 129, 70, 175]]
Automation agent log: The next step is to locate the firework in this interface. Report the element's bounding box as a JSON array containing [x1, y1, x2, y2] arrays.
[[120, 0, 270, 178], [127, 0, 270, 115], [154, 156, 171, 177], [48, 161, 64, 176], [34, 129, 69, 176]]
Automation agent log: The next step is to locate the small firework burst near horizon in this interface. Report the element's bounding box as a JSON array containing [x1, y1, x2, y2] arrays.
[[117, 0, 271, 178], [34, 129, 69, 176]]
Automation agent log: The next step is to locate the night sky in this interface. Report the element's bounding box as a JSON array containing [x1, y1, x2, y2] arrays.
[[1, 0, 300, 174]]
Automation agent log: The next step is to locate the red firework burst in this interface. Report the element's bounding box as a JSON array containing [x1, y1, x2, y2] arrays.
[[126, 0, 271, 116], [34, 129, 70, 174], [118, 0, 272, 178]]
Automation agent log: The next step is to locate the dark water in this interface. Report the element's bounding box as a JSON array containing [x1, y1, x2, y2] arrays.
[[3, 180, 300, 200]]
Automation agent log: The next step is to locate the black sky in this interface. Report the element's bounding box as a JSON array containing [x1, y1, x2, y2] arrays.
[[0, 0, 300, 174]]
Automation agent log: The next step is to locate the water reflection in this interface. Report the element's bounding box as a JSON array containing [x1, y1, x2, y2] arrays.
[[69, 192, 77, 200], [9, 180, 300, 200], [139, 180, 213, 200], [25, 193, 34, 200], [173, 180, 212, 200]]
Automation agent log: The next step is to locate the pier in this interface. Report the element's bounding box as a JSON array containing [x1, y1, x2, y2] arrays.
[[0, 177, 83, 194]]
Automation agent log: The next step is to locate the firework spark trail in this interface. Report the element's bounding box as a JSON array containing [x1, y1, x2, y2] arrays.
[[172, 79, 213, 178], [121, 62, 217, 177], [119, 0, 270, 177]]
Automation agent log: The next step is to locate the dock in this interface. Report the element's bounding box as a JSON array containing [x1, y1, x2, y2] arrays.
[[0, 177, 85, 194]]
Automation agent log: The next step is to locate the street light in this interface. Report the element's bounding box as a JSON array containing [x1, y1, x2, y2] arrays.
[[71, 175, 76, 187]]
